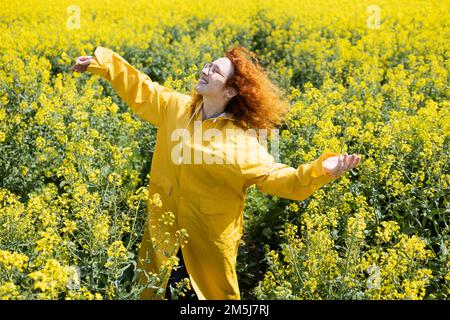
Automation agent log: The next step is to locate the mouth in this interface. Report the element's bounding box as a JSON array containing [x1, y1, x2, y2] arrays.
[[199, 77, 208, 84]]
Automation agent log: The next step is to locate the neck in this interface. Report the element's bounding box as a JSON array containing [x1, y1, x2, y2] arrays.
[[201, 96, 227, 120]]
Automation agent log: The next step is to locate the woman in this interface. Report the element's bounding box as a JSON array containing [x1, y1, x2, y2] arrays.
[[71, 46, 361, 300]]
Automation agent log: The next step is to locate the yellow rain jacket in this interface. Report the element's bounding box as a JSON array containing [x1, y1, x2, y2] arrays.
[[86, 46, 339, 300]]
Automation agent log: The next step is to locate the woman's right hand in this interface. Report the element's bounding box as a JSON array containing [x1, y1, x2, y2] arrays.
[[71, 55, 94, 73]]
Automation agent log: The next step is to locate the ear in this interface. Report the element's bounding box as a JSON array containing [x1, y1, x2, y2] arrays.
[[225, 87, 237, 100]]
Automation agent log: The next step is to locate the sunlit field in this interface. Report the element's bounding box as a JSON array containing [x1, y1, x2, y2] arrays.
[[0, 0, 448, 299]]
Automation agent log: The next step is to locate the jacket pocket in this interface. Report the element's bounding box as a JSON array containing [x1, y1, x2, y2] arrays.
[[149, 171, 173, 196], [197, 197, 243, 247]]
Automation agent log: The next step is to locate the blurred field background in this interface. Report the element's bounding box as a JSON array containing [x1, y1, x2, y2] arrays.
[[0, 0, 449, 299]]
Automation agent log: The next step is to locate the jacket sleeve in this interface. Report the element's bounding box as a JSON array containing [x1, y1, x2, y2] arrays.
[[86, 46, 177, 127], [241, 138, 340, 201]]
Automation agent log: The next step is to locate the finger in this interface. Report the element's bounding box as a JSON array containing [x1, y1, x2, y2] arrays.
[[345, 153, 354, 171], [340, 154, 345, 171], [345, 153, 352, 171], [338, 154, 345, 175], [348, 155, 357, 168], [78, 58, 91, 66], [350, 155, 360, 169], [79, 56, 91, 62], [336, 154, 342, 174], [341, 153, 348, 171], [353, 156, 359, 168], [354, 156, 361, 167], [77, 57, 89, 64]]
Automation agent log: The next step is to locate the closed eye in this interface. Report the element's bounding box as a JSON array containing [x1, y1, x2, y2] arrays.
[[211, 63, 224, 77]]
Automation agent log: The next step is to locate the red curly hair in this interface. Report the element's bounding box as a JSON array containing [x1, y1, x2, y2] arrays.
[[188, 46, 290, 132]]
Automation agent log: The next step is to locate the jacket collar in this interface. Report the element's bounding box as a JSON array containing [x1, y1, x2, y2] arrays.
[[195, 100, 237, 122]]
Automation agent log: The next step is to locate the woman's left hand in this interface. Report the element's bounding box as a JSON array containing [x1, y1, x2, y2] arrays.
[[71, 55, 94, 73], [322, 153, 361, 178]]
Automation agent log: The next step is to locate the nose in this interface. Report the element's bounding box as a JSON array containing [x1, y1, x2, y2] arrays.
[[201, 70, 210, 79]]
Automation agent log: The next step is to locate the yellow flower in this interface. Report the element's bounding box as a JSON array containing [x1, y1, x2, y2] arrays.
[[107, 104, 119, 114], [151, 193, 163, 208], [21, 166, 29, 176], [61, 220, 77, 234], [107, 240, 127, 259], [0, 250, 29, 272], [35, 136, 46, 149], [376, 221, 400, 243], [288, 202, 299, 212], [108, 172, 123, 186], [28, 259, 69, 296], [0, 282, 22, 300]]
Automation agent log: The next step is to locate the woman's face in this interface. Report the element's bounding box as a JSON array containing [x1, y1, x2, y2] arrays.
[[194, 57, 235, 99]]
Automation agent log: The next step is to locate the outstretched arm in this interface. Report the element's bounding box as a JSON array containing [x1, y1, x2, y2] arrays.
[[72, 46, 179, 127], [241, 137, 361, 201]]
